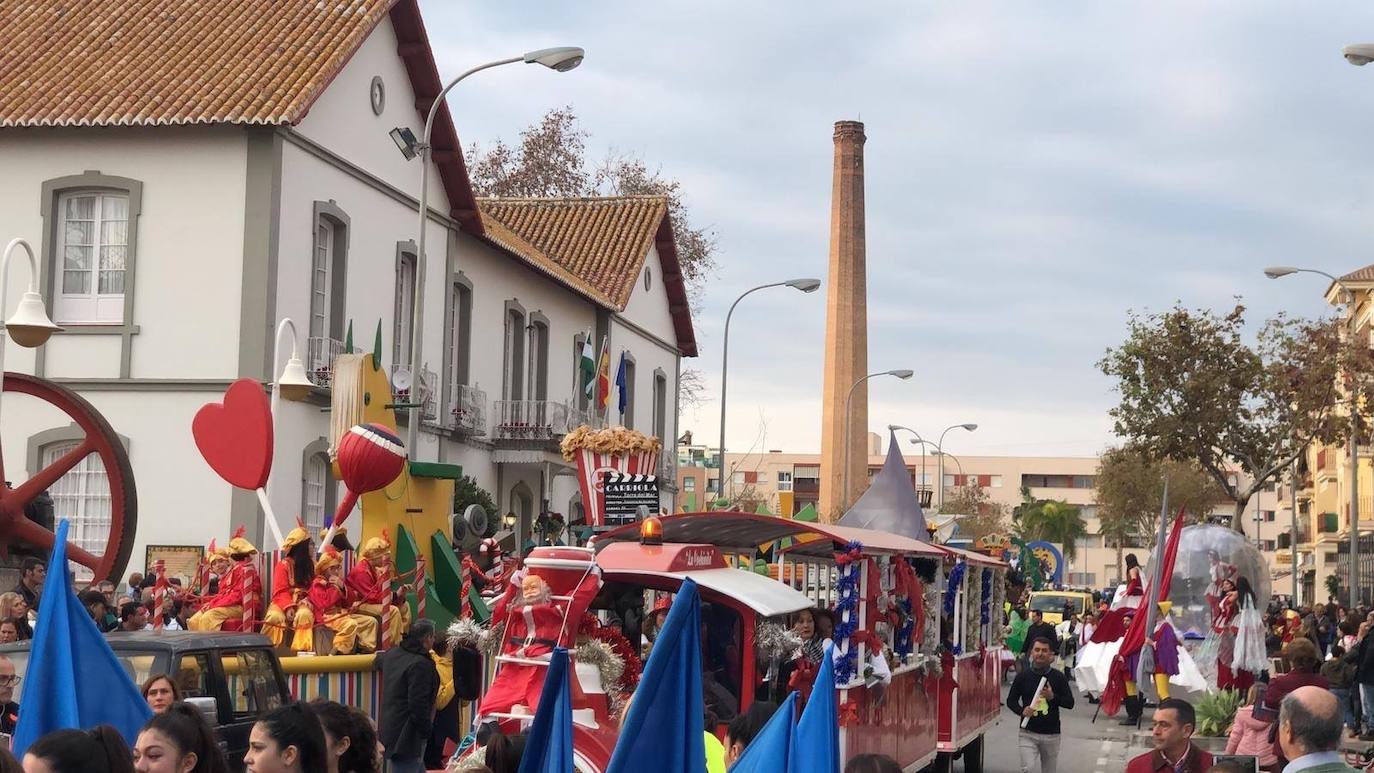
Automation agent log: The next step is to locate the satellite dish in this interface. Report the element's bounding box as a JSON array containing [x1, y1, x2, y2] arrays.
[[464, 504, 490, 536], [392, 368, 414, 393]]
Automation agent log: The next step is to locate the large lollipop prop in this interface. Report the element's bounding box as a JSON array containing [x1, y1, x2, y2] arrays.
[[192, 379, 285, 547], [319, 423, 407, 555]]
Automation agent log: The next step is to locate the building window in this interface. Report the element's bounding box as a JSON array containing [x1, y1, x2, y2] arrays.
[[301, 452, 333, 535], [777, 472, 793, 492], [446, 277, 472, 391], [392, 248, 417, 371], [1261, 539, 1276, 551], [55, 192, 129, 324], [683, 477, 697, 493], [621, 356, 637, 429], [990, 475, 1003, 488], [706, 478, 719, 494], [502, 302, 526, 402], [1263, 510, 1276, 522], [943, 474, 956, 488], [732, 472, 745, 486], [527, 316, 549, 401], [652, 371, 667, 445], [42, 441, 110, 579], [307, 202, 349, 381]]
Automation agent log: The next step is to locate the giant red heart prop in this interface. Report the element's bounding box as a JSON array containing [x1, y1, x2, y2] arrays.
[[193, 378, 273, 489]]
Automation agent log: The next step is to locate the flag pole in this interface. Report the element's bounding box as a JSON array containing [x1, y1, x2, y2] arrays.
[[1135, 478, 1171, 691]]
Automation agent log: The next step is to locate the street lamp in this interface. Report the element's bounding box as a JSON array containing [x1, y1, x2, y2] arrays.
[[935, 423, 978, 510], [0, 238, 61, 445], [841, 369, 913, 510], [717, 278, 821, 501], [260, 318, 315, 550], [1265, 264, 1360, 606], [1343, 44, 1374, 66], [395, 46, 585, 459]]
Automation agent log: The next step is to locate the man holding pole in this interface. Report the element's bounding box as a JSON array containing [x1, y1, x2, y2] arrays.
[[1006, 636, 1076, 773]]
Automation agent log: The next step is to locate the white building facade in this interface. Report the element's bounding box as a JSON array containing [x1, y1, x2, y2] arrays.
[[0, 0, 694, 579]]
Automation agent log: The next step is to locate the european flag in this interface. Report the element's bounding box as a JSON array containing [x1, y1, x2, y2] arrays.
[[607, 578, 704, 773], [730, 691, 797, 773], [12, 520, 152, 756], [789, 642, 838, 773], [519, 647, 573, 773]]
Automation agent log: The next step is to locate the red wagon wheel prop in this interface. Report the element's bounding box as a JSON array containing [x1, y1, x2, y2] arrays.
[[0, 372, 137, 583]]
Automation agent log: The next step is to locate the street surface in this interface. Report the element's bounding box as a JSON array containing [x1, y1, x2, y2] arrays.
[[961, 680, 1144, 773]]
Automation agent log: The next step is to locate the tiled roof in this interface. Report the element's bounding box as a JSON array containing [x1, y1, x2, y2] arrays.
[[478, 196, 698, 356], [0, 0, 395, 127], [1341, 264, 1374, 283]]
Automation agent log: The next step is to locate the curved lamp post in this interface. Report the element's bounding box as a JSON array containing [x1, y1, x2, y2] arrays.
[[0, 238, 61, 452], [717, 278, 821, 501], [396, 46, 585, 458], [935, 423, 977, 509], [841, 369, 913, 511], [1265, 264, 1359, 606]]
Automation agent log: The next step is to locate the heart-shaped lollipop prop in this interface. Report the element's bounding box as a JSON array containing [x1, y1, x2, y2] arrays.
[[319, 423, 407, 554], [192, 378, 285, 547]]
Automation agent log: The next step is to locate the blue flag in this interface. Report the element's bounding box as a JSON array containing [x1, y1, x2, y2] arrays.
[[607, 578, 704, 773], [12, 520, 152, 755], [519, 647, 574, 773], [731, 691, 797, 773], [789, 642, 838, 773], [614, 352, 628, 416]]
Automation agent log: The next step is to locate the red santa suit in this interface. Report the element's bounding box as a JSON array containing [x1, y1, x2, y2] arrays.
[[477, 569, 602, 719]]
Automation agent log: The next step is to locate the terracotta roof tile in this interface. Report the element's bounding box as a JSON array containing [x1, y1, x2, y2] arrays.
[[0, 0, 395, 127], [478, 196, 697, 355], [1341, 264, 1374, 283]]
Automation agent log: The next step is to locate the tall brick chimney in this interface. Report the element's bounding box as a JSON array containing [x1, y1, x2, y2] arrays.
[[818, 120, 868, 521]]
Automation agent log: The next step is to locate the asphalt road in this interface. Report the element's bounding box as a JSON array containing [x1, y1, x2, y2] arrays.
[[961, 677, 1147, 773]]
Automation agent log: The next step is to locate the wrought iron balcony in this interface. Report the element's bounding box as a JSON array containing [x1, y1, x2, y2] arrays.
[[493, 399, 572, 442], [445, 384, 487, 436], [306, 336, 344, 389]]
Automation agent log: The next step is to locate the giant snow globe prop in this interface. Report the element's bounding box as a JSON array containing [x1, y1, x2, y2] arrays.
[[1154, 524, 1271, 639]]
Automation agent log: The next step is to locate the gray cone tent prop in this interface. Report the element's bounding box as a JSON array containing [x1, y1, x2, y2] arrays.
[[838, 429, 929, 540]]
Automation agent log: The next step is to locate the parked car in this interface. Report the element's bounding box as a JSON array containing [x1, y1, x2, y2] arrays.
[[0, 631, 289, 770]]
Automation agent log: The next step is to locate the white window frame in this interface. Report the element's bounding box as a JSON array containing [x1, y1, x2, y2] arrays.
[[393, 252, 417, 371], [42, 441, 111, 580], [55, 191, 129, 324], [310, 220, 334, 344], [302, 453, 329, 535], [777, 471, 793, 492]]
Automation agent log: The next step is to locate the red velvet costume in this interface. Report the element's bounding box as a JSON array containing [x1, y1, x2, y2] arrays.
[[308, 575, 350, 613], [346, 557, 394, 606], [272, 558, 309, 612], [204, 561, 248, 609], [477, 571, 602, 719]]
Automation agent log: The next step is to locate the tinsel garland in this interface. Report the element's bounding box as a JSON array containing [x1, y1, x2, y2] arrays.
[[991, 568, 1006, 646], [755, 622, 803, 662], [574, 638, 628, 719], [447, 617, 487, 650], [579, 613, 642, 692], [922, 580, 941, 660], [980, 568, 992, 626], [943, 560, 966, 617], [833, 540, 864, 684]]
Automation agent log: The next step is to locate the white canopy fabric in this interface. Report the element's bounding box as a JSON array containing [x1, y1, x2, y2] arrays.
[[603, 566, 815, 618], [838, 429, 929, 541]]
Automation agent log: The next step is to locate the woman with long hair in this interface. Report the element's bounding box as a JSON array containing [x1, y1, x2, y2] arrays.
[[22, 726, 136, 773], [1112, 554, 1145, 610], [0, 594, 32, 640], [142, 674, 183, 714], [134, 701, 232, 773], [309, 699, 378, 773], [243, 702, 328, 773], [261, 525, 316, 652]]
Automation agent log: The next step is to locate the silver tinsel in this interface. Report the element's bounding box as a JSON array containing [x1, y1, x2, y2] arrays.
[[755, 622, 802, 662], [447, 618, 487, 650], [574, 638, 626, 697], [922, 581, 940, 658]]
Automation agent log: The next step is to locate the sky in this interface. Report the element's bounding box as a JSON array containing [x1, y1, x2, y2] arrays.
[[420, 1, 1374, 458]]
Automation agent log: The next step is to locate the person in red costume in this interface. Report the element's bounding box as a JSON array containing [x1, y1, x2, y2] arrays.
[[1112, 553, 1145, 611], [346, 530, 410, 646], [309, 546, 378, 654], [477, 567, 602, 721], [187, 528, 260, 632], [262, 524, 316, 651]]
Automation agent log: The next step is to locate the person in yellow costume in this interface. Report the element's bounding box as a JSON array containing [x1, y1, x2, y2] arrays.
[[262, 524, 316, 651], [346, 531, 410, 646], [308, 546, 378, 654]]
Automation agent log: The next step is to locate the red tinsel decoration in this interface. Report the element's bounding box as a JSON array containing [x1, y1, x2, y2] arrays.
[[579, 613, 643, 692]]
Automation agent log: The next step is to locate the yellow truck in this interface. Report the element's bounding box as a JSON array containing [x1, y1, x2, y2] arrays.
[[1028, 590, 1093, 625]]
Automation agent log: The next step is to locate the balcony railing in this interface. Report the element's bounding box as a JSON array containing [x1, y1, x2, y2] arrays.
[[493, 399, 572, 441], [565, 406, 606, 431], [445, 384, 487, 436], [307, 336, 344, 389]]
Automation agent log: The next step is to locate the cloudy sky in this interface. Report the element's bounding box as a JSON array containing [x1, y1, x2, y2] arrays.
[[421, 1, 1374, 458]]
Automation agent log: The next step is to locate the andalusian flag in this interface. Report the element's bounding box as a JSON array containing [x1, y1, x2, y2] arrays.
[[580, 331, 596, 398], [596, 338, 612, 409]]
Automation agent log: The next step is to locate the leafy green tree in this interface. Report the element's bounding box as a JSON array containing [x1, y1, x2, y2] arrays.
[[1325, 572, 1342, 603], [1014, 498, 1087, 563], [938, 485, 1009, 545], [1099, 303, 1374, 530], [1095, 445, 1226, 578]]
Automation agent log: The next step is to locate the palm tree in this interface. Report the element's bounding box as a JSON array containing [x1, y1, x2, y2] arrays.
[[1015, 499, 1088, 563]]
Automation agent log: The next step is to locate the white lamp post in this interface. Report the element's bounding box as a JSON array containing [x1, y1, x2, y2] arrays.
[[841, 369, 913, 511], [394, 47, 585, 460], [718, 277, 821, 502], [0, 238, 61, 452], [935, 423, 977, 510], [258, 318, 315, 549]]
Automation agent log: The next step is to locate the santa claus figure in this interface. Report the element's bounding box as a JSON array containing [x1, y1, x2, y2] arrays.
[[346, 530, 410, 646], [477, 567, 601, 720]]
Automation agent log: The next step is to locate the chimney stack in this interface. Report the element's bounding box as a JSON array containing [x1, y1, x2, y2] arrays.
[[819, 120, 868, 521]]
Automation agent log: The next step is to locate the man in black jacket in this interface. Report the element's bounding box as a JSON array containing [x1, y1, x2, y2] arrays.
[[380, 619, 440, 773], [1022, 610, 1059, 656], [1007, 636, 1075, 773]]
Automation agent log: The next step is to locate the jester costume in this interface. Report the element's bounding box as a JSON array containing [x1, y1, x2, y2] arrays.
[[308, 547, 378, 654], [346, 530, 410, 646], [262, 525, 316, 651]]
